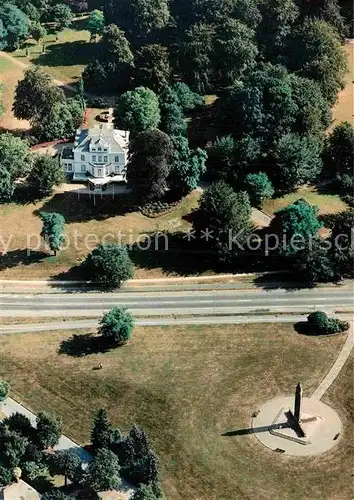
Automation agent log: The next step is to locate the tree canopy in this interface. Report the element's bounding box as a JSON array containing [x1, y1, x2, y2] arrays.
[[83, 243, 134, 288], [114, 87, 160, 134], [99, 307, 134, 345], [40, 212, 65, 256], [28, 155, 65, 198], [85, 448, 121, 491]]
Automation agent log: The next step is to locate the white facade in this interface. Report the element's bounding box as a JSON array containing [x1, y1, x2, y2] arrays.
[[60, 124, 130, 186]]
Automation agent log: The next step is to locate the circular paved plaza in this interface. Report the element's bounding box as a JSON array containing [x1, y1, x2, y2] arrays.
[[252, 396, 342, 456]]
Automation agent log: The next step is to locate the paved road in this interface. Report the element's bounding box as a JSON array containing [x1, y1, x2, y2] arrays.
[[0, 287, 353, 318]]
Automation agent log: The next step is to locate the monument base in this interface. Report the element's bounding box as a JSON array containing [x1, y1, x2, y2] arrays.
[[270, 407, 323, 445]]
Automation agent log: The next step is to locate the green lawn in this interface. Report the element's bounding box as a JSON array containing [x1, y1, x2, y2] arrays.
[[13, 20, 95, 84], [262, 185, 349, 217], [0, 324, 351, 500]]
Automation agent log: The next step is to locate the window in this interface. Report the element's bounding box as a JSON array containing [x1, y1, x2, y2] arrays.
[[67, 164, 73, 172], [104, 156, 108, 163], [104, 147, 108, 151], [115, 165, 120, 173], [81, 154, 85, 161], [92, 155, 96, 162], [98, 155, 102, 163], [114, 156, 119, 163], [98, 146, 102, 151], [98, 169, 102, 176], [81, 165, 86, 172]]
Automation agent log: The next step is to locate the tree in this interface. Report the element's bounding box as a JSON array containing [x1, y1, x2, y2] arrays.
[[158, 86, 187, 137], [270, 199, 322, 257], [193, 181, 252, 262], [257, 0, 299, 60], [121, 424, 150, 467], [102, 24, 134, 64], [91, 409, 113, 453], [214, 19, 258, 87], [50, 3, 73, 30], [132, 483, 163, 500], [325, 121, 354, 179], [36, 412, 61, 450], [135, 44, 171, 92], [127, 129, 173, 201], [0, 427, 28, 468], [288, 19, 347, 104], [271, 133, 323, 192], [244, 172, 274, 207], [114, 87, 160, 135], [32, 98, 83, 141], [171, 82, 204, 111], [330, 210, 354, 279], [83, 243, 134, 288], [40, 212, 65, 256], [169, 135, 207, 197], [41, 491, 71, 500], [0, 167, 15, 203], [13, 67, 64, 122], [99, 307, 134, 345], [292, 237, 338, 283], [0, 380, 10, 401], [29, 20, 47, 42], [28, 155, 65, 198], [0, 133, 31, 181], [0, 465, 12, 487], [0, 3, 29, 49], [85, 448, 121, 491], [48, 450, 82, 487], [87, 9, 104, 38], [3, 413, 34, 441]]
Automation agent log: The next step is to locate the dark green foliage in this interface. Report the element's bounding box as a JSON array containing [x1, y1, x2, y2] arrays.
[[91, 409, 114, 452], [158, 86, 187, 137], [330, 210, 354, 278], [99, 307, 134, 345], [193, 181, 252, 262], [131, 483, 163, 500], [36, 411, 62, 449], [0, 427, 29, 468], [30, 20, 47, 41], [49, 3, 72, 30], [33, 98, 83, 142], [325, 121, 354, 179], [114, 87, 161, 134], [85, 448, 121, 491], [0, 167, 15, 203], [0, 380, 10, 401], [3, 412, 34, 441], [0, 132, 31, 181], [40, 212, 65, 256], [128, 450, 159, 486], [41, 491, 71, 500], [171, 82, 204, 111], [307, 311, 349, 334], [102, 23, 134, 63], [47, 450, 83, 486], [13, 67, 64, 122], [28, 155, 65, 198], [0, 3, 29, 49], [135, 44, 171, 92], [120, 424, 150, 467], [288, 19, 347, 104], [127, 129, 173, 201], [169, 135, 207, 197], [270, 199, 322, 256], [292, 237, 338, 283], [0, 465, 12, 487], [87, 9, 105, 37], [244, 172, 274, 207], [83, 243, 134, 288], [271, 133, 323, 192]]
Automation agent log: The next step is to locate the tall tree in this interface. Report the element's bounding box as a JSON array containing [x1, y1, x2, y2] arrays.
[[0, 133, 31, 180], [83, 243, 134, 288], [193, 181, 252, 262], [99, 307, 134, 345], [91, 409, 113, 452], [13, 67, 64, 121], [271, 133, 323, 192], [288, 19, 347, 104], [244, 172, 274, 207], [293, 237, 338, 283], [0, 168, 14, 203], [36, 411, 62, 450], [0, 3, 29, 49], [158, 86, 187, 137], [48, 450, 82, 487], [28, 155, 65, 198], [135, 44, 171, 92], [114, 87, 160, 134], [85, 448, 121, 491], [87, 9, 105, 38], [102, 24, 134, 63], [0, 427, 29, 468], [49, 3, 73, 30], [330, 210, 354, 278], [269, 199, 322, 256], [127, 129, 173, 201], [40, 212, 65, 256], [325, 121, 354, 179], [32, 98, 83, 142]]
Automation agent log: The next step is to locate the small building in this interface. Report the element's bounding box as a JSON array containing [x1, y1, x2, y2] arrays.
[[60, 124, 130, 191], [0, 480, 41, 500]]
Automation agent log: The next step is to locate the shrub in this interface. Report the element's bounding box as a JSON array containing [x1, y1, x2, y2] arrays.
[[307, 311, 349, 334], [0, 380, 10, 401], [99, 307, 134, 345]]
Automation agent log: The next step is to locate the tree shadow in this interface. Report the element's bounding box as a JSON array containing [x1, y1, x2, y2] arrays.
[[58, 332, 118, 357], [294, 321, 312, 336], [222, 422, 290, 437], [253, 273, 316, 291], [0, 249, 48, 271], [34, 40, 99, 68]]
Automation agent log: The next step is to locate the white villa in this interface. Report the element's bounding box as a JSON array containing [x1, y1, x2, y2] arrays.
[[60, 123, 130, 190]]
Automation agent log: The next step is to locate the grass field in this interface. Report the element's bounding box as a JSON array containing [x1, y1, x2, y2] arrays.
[[331, 43, 353, 129], [0, 189, 201, 280], [0, 323, 351, 500], [0, 56, 30, 132], [13, 20, 93, 84], [262, 185, 349, 216]]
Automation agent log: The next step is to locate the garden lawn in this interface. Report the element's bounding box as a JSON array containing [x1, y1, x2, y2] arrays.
[[262, 185, 349, 217], [0, 189, 201, 280], [0, 323, 351, 500], [331, 43, 353, 129]]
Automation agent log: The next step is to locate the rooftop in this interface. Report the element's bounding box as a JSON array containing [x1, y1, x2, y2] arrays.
[[0, 480, 41, 500], [74, 124, 129, 154]]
